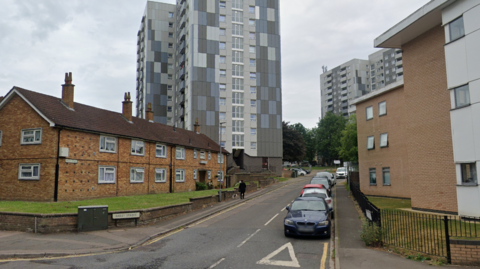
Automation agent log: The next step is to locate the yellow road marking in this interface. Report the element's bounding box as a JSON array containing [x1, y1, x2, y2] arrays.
[[320, 242, 328, 269]]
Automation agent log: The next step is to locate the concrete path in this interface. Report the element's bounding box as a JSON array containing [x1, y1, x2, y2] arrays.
[[0, 176, 310, 261], [335, 181, 479, 269]]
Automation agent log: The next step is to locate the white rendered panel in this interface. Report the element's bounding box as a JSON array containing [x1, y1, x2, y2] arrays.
[[268, 47, 276, 61], [466, 30, 480, 82], [267, 8, 275, 21], [207, 0, 216, 13], [469, 78, 480, 104], [451, 106, 475, 162], [445, 38, 468, 88], [472, 104, 480, 160], [255, 6, 260, 20], [457, 183, 480, 216], [464, 5, 480, 35], [207, 26, 219, 41], [259, 33, 268, 46]]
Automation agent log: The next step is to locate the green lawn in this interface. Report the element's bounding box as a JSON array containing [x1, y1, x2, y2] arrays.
[[367, 196, 411, 209], [0, 188, 236, 214]]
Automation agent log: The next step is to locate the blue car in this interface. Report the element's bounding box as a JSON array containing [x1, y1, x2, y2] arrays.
[[284, 197, 332, 238]]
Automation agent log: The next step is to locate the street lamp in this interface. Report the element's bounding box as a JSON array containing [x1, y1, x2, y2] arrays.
[[218, 121, 226, 202]]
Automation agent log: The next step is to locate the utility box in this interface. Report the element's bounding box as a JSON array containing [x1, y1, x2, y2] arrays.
[[78, 205, 108, 232]]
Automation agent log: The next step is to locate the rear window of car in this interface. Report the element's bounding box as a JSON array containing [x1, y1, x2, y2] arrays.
[[311, 179, 329, 186], [303, 193, 327, 199], [291, 200, 326, 211]]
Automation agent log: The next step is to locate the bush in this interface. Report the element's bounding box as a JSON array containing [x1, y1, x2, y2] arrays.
[[360, 219, 382, 247], [196, 182, 208, 191]]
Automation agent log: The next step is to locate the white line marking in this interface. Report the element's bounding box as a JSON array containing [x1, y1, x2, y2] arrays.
[[209, 258, 225, 268], [237, 229, 261, 248], [281, 204, 289, 212], [256, 242, 300, 267], [264, 213, 279, 226]]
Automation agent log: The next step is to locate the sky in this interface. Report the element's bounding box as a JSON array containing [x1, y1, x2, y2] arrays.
[[0, 0, 430, 129]]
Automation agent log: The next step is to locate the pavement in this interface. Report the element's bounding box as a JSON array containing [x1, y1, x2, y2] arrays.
[[335, 180, 480, 269], [0, 176, 309, 261]]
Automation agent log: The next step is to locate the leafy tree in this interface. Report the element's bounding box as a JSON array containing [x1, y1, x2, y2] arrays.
[[316, 112, 346, 164], [282, 121, 306, 162], [339, 114, 358, 162], [290, 123, 316, 163]]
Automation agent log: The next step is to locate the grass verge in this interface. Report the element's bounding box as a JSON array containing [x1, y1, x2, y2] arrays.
[[366, 196, 411, 209]]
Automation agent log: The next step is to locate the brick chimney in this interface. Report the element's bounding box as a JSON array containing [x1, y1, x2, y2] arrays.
[[194, 118, 200, 133], [61, 72, 74, 109], [146, 102, 154, 122], [122, 92, 133, 122]]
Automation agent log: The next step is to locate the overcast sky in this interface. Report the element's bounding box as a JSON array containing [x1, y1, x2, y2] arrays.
[[0, 0, 429, 129]]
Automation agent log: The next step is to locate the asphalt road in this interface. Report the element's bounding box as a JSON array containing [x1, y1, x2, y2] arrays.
[[0, 178, 331, 269]]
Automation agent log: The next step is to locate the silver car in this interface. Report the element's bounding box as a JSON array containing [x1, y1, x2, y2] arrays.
[[336, 167, 347, 179]]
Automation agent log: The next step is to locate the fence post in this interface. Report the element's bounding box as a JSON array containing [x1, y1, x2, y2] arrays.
[[443, 216, 451, 264]]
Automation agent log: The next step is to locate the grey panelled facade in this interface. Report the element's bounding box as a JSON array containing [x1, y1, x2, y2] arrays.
[[136, 0, 283, 176]]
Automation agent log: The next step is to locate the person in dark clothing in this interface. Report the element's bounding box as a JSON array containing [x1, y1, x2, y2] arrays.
[[239, 180, 247, 199]]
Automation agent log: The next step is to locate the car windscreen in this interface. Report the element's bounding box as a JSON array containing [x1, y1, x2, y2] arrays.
[[291, 200, 326, 211], [311, 179, 330, 187], [303, 193, 327, 199], [337, 168, 346, 172]]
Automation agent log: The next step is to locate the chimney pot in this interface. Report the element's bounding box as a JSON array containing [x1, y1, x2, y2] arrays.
[[146, 102, 154, 122], [122, 92, 133, 122], [194, 118, 200, 133], [61, 72, 75, 109]]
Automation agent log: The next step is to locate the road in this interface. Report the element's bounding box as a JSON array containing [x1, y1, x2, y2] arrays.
[[0, 177, 331, 269]]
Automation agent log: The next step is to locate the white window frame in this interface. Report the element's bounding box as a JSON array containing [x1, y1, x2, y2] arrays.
[[208, 151, 211, 160], [156, 144, 167, 158], [460, 163, 477, 185], [155, 168, 167, 183], [367, 136, 375, 150], [251, 128, 256, 135], [193, 148, 197, 159], [251, 142, 257, 149], [193, 169, 197, 180], [218, 153, 224, 164], [98, 166, 116, 184], [219, 15, 226, 22], [208, 170, 212, 179], [378, 101, 386, 116], [366, 106, 373, 120], [454, 84, 470, 108], [380, 133, 388, 148], [18, 163, 40, 180], [176, 147, 185, 160], [217, 171, 224, 181], [176, 169, 185, 182], [200, 150, 206, 159], [130, 167, 145, 183], [21, 128, 42, 145], [131, 140, 145, 156], [99, 135, 117, 153], [449, 16, 465, 42]]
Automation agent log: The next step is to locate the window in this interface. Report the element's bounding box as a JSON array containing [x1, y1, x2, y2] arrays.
[[217, 171, 224, 181], [219, 42, 226, 50], [208, 170, 211, 179], [383, 167, 391, 185], [208, 151, 211, 160], [250, 114, 256, 122], [369, 168, 376, 185], [193, 148, 197, 159], [168, 43, 173, 48], [232, 51, 243, 63], [250, 100, 256, 107], [232, 92, 244, 104], [156, 144, 167, 158], [21, 128, 42, 144], [200, 150, 206, 159], [168, 22, 173, 28], [454, 84, 470, 108], [100, 136, 116, 153], [367, 136, 375, 150], [168, 53, 173, 58], [232, 134, 244, 147], [232, 106, 244, 118], [249, 46, 255, 53], [167, 96, 173, 101], [251, 128, 256, 135], [232, 10, 243, 23], [176, 147, 185, 159], [250, 86, 256, 94], [380, 133, 388, 148], [218, 153, 224, 164], [168, 32, 173, 38], [130, 167, 145, 183], [167, 106, 172, 112], [219, 1, 226, 8], [232, 0, 243, 9], [249, 6, 255, 13], [232, 78, 244, 91], [232, 24, 243, 36], [219, 15, 226, 22], [219, 56, 226, 63], [220, 141, 225, 147], [449, 16, 464, 42], [193, 169, 197, 180], [232, 120, 244, 132], [251, 142, 257, 149], [131, 140, 145, 156], [250, 73, 256, 80], [168, 12, 173, 18], [378, 101, 386, 116], [232, 64, 244, 77], [168, 74, 173, 80], [249, 19, 255, 26], [220, 98, 226, 106], [366, 106, 373, 120], [220, 28, 226, 36], [250, 59, 256, 67], [232, 37, 244, 49], [98, 166, 116, 184], [461, 163, 477, 184], [220, 127, 226, 135], [175, 169, 185, 182], [220, 112, 226, 120], [155, 168, 167, 183], [220, 84, 226, 91], [220, 70, 226, 77], [18, 164, 40, 180], [249, 32, 255, 40]]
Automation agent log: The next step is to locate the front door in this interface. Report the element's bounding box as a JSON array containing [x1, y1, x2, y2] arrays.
[[199, 171, 206, 183], [262, 157, 269, 169]]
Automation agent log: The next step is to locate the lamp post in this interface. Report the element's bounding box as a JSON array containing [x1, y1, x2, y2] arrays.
[[218, 121, 226, 202]]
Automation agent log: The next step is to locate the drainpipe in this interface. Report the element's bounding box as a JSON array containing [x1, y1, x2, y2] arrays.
[[169, 145, 174, 193], [54, 128, 62, 202]]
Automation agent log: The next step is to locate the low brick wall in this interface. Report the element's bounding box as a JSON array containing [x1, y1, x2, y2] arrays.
[[258, 178, 278, 188], [450, 239, 480, 266], [282, 170, 293, 178]]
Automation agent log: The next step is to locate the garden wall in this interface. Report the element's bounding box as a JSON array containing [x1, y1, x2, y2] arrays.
[[450, 239, 480, 266]]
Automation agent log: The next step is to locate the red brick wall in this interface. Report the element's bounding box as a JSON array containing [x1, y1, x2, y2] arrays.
[[402, 25, 457, 213], [356, 86, 410, 198]]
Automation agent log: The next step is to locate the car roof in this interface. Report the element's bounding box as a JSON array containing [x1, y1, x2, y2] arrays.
[[303, 184, 324, 189], [337, 167, 346, 170], [294, 196, 326, 202], [303, 188, 328, 194]]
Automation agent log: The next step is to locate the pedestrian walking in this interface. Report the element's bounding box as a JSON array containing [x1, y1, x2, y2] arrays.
[[239, 180, 246, 199]]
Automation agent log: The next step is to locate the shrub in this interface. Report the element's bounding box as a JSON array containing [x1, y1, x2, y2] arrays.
[[196, 182, 208, 191], [360, 219, 382, 247]]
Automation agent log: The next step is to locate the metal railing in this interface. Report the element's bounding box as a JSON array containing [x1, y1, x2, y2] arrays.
[[350, 183, 381, 227]]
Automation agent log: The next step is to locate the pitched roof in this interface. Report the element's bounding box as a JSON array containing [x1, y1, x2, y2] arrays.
[[3, 87, 228, 154]]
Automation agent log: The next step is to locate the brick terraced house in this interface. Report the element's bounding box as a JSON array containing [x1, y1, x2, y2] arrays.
[[0, 73, 228, 202]]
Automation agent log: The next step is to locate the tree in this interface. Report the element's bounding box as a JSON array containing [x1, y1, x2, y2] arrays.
[[290, 123, 316, 163], [339, 114, 358, 162], [316, 113, 346, 164], [282, 121, 306, 162]]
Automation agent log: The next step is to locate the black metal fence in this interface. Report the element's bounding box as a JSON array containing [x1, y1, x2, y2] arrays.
[[350, 183, 381, 227]]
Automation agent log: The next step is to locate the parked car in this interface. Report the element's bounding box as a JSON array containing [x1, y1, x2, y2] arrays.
[[301, 188, 334, 216], [336, 167, 347, 179], [316, 172, 335, 186], [299, 184, 325, 196], [299, 168, 311, 174], [291, 168, 306, 176], [284, 197, 332, 238], [310, 177, 332, 196]]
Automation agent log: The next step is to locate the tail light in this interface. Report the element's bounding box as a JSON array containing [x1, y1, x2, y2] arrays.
[[326, 198, 332, 204]]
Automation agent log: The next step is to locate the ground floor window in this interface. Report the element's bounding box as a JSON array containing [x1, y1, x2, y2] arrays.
[[18, 164, 40, 180], [130, 167, 145, 183], [369, 168, 376, 185], [382, 167, 390, 185], [461, 163, 477, 185], [217, 171, 224, 181], [99, 166, 116, 184], [155, 168, 167, 183]]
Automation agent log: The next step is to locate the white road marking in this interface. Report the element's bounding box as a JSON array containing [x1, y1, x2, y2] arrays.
[[320, 243, 328, 269], [237, 229, 261, 248], [209, 258, 225, 268], [264, 213, 279, 226], [256, 242, 300, 267], [281, 204, 290, 212]]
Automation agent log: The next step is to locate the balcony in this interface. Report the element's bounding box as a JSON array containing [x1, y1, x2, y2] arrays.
[[341, 89, 347, 95], [177, 42, 185, 54], [396, 67, 403, 74], [327, 100, 333, 105], [396, 60, 403, 66], [395, 50, 403, 59], [342, 102, 348, 108], [340, 76, 346, 82], [178, 67, 185, 80], [326, 82, 332, 87], [178, 80, 185, 92], [341, 95, 348, 101], [326, 88, 332, 94], [177, 94, 185, 105], [340, 70, 347, 75], [177, 54, 185, 66], [326, 76, 332, 82], [327, 106, 333, 112], [341, 83, 347, 89]]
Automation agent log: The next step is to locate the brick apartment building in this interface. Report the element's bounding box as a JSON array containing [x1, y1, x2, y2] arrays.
[[0, 73, 228, 202]]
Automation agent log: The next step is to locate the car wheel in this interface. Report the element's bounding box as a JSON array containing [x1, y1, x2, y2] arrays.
[[325, 226, 332, 239], [284, 229, 290, 237]]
